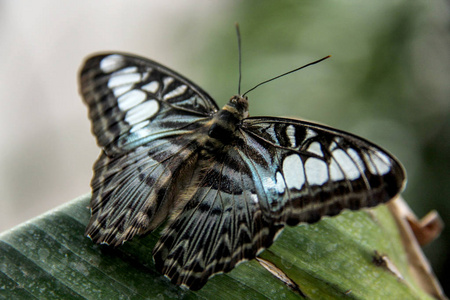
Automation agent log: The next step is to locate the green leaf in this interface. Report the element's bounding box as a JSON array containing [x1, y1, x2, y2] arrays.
[[0, 194, 434, 299]]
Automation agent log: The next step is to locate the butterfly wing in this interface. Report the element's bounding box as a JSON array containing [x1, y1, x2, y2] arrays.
[[153, 116, 406, 290], [153, 148, 284, 290], [80, 53, 219, 246], [81, 53, 219, 155], [240, 116, 406, 224]]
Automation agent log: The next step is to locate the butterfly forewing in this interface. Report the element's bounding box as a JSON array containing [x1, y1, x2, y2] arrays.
[[80, 53, 219, 156], [81, 52, 406, 290], [240, 117, 405, 224]]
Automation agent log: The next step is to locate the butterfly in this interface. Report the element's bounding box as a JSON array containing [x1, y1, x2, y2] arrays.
[[80, 51, 406, 291]]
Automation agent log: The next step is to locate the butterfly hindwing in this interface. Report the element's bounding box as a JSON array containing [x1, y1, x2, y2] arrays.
[[153, 150, 284, 290], [86, 136, 200, 246]]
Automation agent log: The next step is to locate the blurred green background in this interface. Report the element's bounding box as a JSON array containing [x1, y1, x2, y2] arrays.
[[0, 0, 448, 295]]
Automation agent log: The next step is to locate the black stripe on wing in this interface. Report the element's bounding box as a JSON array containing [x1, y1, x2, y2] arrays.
[[240, 117, 406, 225], [79, 53, 219, 155]]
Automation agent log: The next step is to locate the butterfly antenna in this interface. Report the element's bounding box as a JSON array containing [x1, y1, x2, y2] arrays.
[[235, 23, 242, 95], [242, 55, 331, 97]]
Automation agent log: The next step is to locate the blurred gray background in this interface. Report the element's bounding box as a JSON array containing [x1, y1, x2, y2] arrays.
[[1, 0, 448, 293]]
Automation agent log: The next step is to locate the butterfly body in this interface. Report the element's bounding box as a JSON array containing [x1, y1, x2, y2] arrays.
[[80, 52, 405, 290], [186, 95, 247, 155]]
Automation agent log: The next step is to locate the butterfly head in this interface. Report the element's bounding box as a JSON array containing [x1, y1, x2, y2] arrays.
[[227, 95, 249, 119]]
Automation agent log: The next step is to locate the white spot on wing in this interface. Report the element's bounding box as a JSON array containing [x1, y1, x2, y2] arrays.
[[112, 66, 138, 75], [329, 158, 345, 181], [370, 150, 391, 175], [100, 55, 124, 73], [163, 84, 187, 100], [163, 76, 174, 88], [286, 125, 296, 147], [112, 84, 133, 97], [347, 148, 365, 171], [332, 149, 360, 180], [307, 142, 323, 157], [250, 194, 258, 203], [141, 71, 150, 81], [275, 172, 285, 193], [305, 157, 328, 185], [329, 141, 338, 151], [125, 100, 159, 125], [130, 120, 150, 133], [118, 90, 146, 111], [264, 172, 286, 195], [108, 73, 141, 88], [334, 137, 343, 144], [283, 154, 305, 190], [305, 128, 318, 140], [142, 81, 160, 93]]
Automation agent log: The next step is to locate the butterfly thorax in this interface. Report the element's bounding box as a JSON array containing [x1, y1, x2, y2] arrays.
[[205, 95, 249, 148]]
